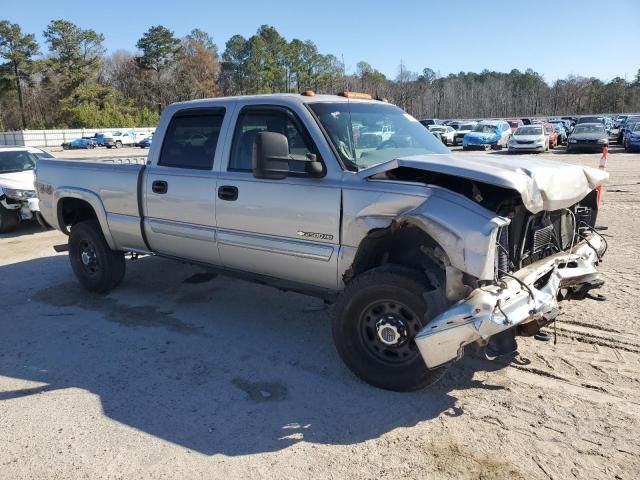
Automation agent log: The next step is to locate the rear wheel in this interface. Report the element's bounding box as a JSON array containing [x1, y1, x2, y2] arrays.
[[69, 220, 125, 293], [115, 140, 122, 149], [333, 266, 449, 391], [0, 204, 19, 233]]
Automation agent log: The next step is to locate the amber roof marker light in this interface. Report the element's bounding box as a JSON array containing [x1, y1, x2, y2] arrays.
[[337, 91, 372, 100], [301, 89, 315, 96]]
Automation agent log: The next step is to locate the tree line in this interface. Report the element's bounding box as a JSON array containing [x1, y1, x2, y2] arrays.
[[1, 20, 639, 131]]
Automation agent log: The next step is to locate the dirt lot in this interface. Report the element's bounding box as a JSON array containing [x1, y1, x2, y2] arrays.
[[1, 145, 639, 480]]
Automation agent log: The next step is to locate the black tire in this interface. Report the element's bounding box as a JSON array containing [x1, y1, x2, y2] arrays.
[[68, 220, 125, 293], [332, 266, 449, 391], [0, 204, 19, 233], [115, 140, 122, 149]]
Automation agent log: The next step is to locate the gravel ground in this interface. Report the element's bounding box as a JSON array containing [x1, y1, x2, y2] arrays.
[[1, 144, 639, 480]]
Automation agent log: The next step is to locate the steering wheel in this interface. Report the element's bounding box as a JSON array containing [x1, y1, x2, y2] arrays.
[[377, 139, 397, 150]]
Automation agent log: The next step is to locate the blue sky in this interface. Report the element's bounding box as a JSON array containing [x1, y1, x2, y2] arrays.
[[2, 0, 639, 83]]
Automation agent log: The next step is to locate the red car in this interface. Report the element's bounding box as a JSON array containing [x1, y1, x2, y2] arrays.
[[543, 123, 558, 149], [506, 119, 524, 133]]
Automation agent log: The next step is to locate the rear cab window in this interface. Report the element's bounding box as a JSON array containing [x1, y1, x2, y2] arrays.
[[159, 108, 225, 170]]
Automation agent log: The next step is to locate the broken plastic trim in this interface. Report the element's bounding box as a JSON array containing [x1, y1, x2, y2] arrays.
[[414, 233, 605, 369]]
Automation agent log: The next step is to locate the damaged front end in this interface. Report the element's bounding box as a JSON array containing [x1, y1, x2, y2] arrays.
[[357, 154, 609, 371], [1, 188, 38, 221], [415, 200, 607, 369]]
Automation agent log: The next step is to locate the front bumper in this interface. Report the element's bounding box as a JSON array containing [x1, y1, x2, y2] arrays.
[[508, 143, 544, 152], [415, 233, 605, 369], [0, 196, 38, 220], [567, 142, 607, 152]]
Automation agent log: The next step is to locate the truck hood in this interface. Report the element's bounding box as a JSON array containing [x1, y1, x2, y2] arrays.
[[358, 154, 609, 213], [0, 169, 35, 191]]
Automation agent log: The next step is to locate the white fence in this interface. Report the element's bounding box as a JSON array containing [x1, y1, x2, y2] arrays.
[[0, 127, 156, 148]]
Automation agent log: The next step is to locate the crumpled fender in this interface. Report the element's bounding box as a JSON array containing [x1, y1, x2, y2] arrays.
[[396, 186, 509, 280]]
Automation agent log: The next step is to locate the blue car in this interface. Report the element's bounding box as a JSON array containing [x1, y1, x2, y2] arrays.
[[138, 136, 152, 148], [624, 123, 640, 152], [462, 120, 512, 150], [62, 138, 96, 150]]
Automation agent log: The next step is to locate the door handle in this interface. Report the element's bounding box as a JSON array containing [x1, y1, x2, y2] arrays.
[[218, 185, 239, 201], [152, 180, 168, 194]]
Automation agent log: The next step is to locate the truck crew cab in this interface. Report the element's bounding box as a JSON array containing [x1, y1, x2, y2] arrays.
[[35, 92, 608, 391]]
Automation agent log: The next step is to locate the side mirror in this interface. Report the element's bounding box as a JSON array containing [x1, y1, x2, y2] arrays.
[[252, 131, 290, 179], [252, 131, 323, 180]]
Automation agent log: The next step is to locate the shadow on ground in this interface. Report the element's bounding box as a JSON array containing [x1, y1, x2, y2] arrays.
[[0, 254, 510, 456], [0, 219, 47, 240]]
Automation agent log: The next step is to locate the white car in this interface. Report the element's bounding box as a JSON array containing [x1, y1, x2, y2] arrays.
[[452, 122, 477, 146], [103, 130, 145, 148], [428, 125, 455, 145], [508, 125, 549, 153], [0, 146, 54, 232]]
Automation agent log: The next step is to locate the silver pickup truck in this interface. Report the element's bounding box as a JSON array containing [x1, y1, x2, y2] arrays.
[[35, 93, 608, 391]]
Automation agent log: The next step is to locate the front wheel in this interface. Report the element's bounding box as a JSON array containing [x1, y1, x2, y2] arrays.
[[0, 204, 19, 233], [332, 266, 449, 391], [69, 220, 125, 293]]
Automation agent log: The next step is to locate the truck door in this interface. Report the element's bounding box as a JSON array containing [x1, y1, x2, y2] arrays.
[[215, 105, 341, 290], [143, 107, 228, 264]]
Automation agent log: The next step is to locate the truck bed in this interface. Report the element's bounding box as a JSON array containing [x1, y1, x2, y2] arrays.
[[36, 159, 148, 252]]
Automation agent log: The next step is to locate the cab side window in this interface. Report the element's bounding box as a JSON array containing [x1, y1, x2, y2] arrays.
[[229, 109, 315, 172], [159, 109, 225, 170]]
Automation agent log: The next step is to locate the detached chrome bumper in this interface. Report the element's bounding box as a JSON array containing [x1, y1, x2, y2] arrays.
[[415, 234, 605, 369]]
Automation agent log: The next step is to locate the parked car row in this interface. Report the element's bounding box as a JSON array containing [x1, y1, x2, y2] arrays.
[[418, 112, 640, 154], [61, 130, 154, 150]]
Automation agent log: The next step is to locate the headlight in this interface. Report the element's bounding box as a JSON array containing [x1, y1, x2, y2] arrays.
[[536, 137, 545, 144], [597, 138, 608, 144], [2, 188, 36, 200], [569, 139, 577, 143]]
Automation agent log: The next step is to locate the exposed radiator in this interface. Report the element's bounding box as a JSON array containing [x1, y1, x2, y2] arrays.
[[495, 226, 510, 274], [532, 224, 554, 253]]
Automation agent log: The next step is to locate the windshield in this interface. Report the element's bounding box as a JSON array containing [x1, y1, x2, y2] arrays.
[[31, 150, 54, 159], [429, 126, 446, 132], [309, 102, 448, 171], [459, 124, 474, 131], [515, 126, 543, 136], [577, 117, 602, 124], [472, 124, 498, 134], [573, 124, 605, 134], [507, 120, 520, 128], [0, 151, 38, 173]]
